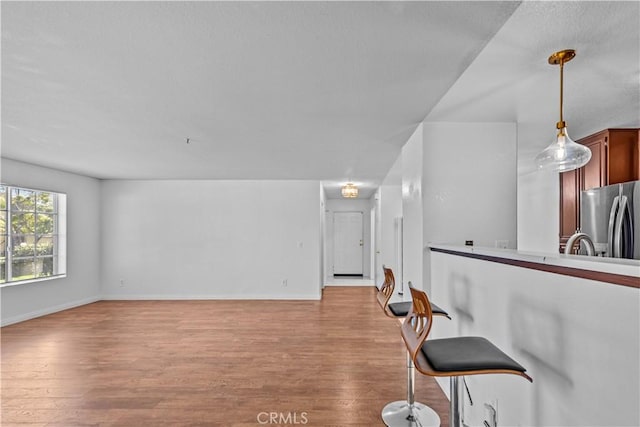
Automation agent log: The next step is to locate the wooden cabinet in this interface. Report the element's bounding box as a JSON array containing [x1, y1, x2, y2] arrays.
[[559, 129, 639, 253], [580, 131, 608, 191], [559, 168, 580, 253]]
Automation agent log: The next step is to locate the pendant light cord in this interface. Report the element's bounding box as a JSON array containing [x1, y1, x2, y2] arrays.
[[558, 59, 564, 129]]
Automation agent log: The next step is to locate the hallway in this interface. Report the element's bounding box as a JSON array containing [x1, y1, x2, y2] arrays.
[[324, 276, 376, 286]]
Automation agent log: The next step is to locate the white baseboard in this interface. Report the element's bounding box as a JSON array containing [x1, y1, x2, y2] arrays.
[[1, 296, 101, 327], [324, 282, 375, 287], [1, 292, 323, 327], [100, 293, 322, 301]]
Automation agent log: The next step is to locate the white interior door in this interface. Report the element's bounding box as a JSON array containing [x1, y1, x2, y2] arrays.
[[333, 211, 363, 275]]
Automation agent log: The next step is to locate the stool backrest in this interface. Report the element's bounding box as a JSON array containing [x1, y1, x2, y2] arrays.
[[376, 265, 395, 310], [400, 285, 434, 364], [401, 285, 533, 382]]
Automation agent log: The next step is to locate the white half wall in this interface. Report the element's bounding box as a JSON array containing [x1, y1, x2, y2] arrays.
[[430, 250, 640, 427], [100, 180, 321, 299], [422, 122, 517, 291], [0, 159, 101, 326]]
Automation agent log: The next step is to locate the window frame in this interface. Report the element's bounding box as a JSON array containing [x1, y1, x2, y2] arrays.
[[0, 184, 67, 287]]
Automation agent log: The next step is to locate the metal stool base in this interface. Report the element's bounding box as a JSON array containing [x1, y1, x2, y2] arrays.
[[381, 400, 441, 427]]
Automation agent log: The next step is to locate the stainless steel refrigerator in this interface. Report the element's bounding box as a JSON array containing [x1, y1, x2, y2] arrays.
[[580, 180, 640, 259]]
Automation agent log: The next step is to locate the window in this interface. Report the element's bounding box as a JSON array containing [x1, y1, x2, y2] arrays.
[[0, 184, 66, 285]]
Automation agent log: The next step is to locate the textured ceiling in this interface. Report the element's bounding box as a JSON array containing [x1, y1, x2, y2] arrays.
[[5, 2, 636, 198], [427, 1, 640, 175], [1, 1, 520, 198]]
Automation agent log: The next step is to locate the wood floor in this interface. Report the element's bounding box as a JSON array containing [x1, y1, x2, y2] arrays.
[[1, 287, 449, 426]]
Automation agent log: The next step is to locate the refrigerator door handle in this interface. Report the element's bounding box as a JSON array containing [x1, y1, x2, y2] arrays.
[[607, 196, 620, 257], [613, 195, 632, 258]]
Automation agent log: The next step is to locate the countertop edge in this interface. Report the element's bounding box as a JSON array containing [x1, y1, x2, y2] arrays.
[[427, 244, 639, 288]]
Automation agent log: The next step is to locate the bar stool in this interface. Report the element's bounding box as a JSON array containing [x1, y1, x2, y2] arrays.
[[376, 267, 450, 427], [378, 266, 451, 321], [400, 285, 533, 427]]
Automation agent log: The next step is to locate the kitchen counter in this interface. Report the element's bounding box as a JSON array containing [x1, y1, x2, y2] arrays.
[[425, 243, 639, 426], [427, 243, 639, 287]]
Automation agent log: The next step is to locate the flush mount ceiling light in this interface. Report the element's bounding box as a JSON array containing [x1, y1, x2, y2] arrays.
[[535, 49, 592, 172], [341, 183, 358, 198]]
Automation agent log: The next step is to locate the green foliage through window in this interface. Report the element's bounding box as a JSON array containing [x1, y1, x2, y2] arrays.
[[0, 184, 65, 284]]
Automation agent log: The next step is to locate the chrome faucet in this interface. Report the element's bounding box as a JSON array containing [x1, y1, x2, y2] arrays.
[[564, 231, 596, 256]]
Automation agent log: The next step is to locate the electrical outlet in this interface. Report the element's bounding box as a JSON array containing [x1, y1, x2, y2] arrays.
[[282, 279, 288, 287], [119, 279, 125, 287], [495, 240, 509, 249]]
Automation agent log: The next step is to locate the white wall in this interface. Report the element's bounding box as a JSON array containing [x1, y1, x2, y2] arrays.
[[370, 190, 381, 285], [402, 124, 424, 291], [324, 198, 372, 279], [378, 154, 403, 288], [422, 122, 517, 291], [100, 180, 321, 299], [319, 185, 327, 288], [517, 169, 559, 253], [430, 251, 640, 427], [0, 159, 101, 325], [517, 122, 562, 253]]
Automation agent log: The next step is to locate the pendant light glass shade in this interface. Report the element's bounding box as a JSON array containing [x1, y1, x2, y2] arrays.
[[535, 49, 591, 172], [535, 126, 592, 172], [341, 183, 358, 198]]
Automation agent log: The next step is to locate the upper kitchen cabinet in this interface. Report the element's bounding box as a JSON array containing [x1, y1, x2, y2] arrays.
[[581, 129, 639, 189], [580, 131, 607, 191], [559, 128, 639, 253]]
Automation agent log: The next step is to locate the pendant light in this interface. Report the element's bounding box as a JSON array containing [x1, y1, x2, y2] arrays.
[[341, 183, 358, 198], [535, 49, 592, 172]]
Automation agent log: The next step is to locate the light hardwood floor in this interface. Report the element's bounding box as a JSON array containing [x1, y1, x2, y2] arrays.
[[1, 287, 449, 426]]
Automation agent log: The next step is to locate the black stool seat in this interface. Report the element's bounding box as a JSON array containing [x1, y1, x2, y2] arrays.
[[402, 286, 531, 427], [421, 336, 526, 373], [388, 301, 449, 318]]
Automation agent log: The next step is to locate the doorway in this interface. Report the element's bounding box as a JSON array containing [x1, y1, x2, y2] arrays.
[[333, 211, 363, 276]]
